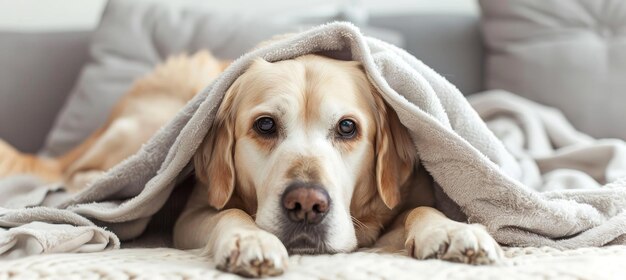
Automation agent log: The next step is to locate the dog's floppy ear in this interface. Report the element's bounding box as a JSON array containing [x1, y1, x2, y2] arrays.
[[194, 81, 239, 210], [372, 88, 416, 209]]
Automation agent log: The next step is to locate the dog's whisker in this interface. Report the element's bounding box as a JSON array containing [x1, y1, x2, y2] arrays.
[[351, 216, 363, 230], [351, 215, 370, 231]]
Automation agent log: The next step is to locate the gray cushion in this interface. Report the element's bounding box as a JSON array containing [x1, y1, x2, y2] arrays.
[[480, 0, 626, 139], [0, 31, 90, 153], [39, 1, 293, 156], [41, 0, 403, 156], [370, 13, 484, 95]]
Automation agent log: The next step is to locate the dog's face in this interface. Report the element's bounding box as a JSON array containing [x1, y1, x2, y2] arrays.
[[195, 55, 415, 254]]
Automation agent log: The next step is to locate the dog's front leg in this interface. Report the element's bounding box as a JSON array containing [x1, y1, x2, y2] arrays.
[[174, 207, 288, 277], [404, 206, 503, 264]]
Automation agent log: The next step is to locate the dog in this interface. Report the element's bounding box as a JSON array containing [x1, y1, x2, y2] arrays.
[[0, 51, 228, 192], [173, 54, 503, 277]]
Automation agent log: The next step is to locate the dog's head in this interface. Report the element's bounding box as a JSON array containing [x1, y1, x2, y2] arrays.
[[195, 55, 415, 254]]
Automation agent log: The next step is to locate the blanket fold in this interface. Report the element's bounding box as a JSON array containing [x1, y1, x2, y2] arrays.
[[2, 22, 626, 258]]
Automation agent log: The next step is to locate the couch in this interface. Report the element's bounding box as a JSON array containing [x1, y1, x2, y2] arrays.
[[2, 0, 626, 279]]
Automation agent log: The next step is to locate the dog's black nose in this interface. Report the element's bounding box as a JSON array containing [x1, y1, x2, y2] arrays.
[[282, 183, 330, 225]]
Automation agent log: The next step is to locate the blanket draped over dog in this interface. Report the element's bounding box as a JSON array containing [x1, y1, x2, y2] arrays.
[[2, 22, 626, 258]]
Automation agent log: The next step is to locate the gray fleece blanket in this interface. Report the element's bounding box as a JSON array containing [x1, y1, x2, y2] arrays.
[[2, 22, 626, 258]]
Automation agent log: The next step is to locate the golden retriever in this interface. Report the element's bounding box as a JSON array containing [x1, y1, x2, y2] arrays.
[[174, 54, 503, 277], [0, 51, 228, 191]]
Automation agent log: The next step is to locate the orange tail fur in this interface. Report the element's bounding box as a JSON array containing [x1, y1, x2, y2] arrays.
[[0, 139, 62, 182]]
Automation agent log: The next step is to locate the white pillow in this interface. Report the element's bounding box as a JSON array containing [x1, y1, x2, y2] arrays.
[[41, 0, 404, 156], [480, 0, 626, 139], [39, 1, 296, 156]]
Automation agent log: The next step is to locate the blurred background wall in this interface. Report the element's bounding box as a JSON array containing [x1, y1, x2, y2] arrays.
[[0, 0, 478, 31]]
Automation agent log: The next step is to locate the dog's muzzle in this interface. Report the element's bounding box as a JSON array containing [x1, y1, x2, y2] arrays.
[[279, 182, 332, 254]]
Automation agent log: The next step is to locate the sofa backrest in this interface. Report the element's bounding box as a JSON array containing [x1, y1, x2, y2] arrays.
[[0, 13, 484, 153], [0, 31, 91, 152]]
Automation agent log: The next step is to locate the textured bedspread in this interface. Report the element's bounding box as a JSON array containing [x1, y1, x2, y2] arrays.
[[2, 246, 625, 279]]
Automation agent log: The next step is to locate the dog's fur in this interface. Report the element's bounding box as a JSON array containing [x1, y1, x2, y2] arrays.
[[173, 54, 503, 277], [0, 51, 228, 191]]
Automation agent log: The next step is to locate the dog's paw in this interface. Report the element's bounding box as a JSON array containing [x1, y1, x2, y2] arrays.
[[406, 222, 503, 265], [215, 230, 289, 277]]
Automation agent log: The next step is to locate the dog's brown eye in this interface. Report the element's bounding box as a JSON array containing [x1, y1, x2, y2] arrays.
[[254, 117, 276, 134], [337, 119, 356, 138]]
